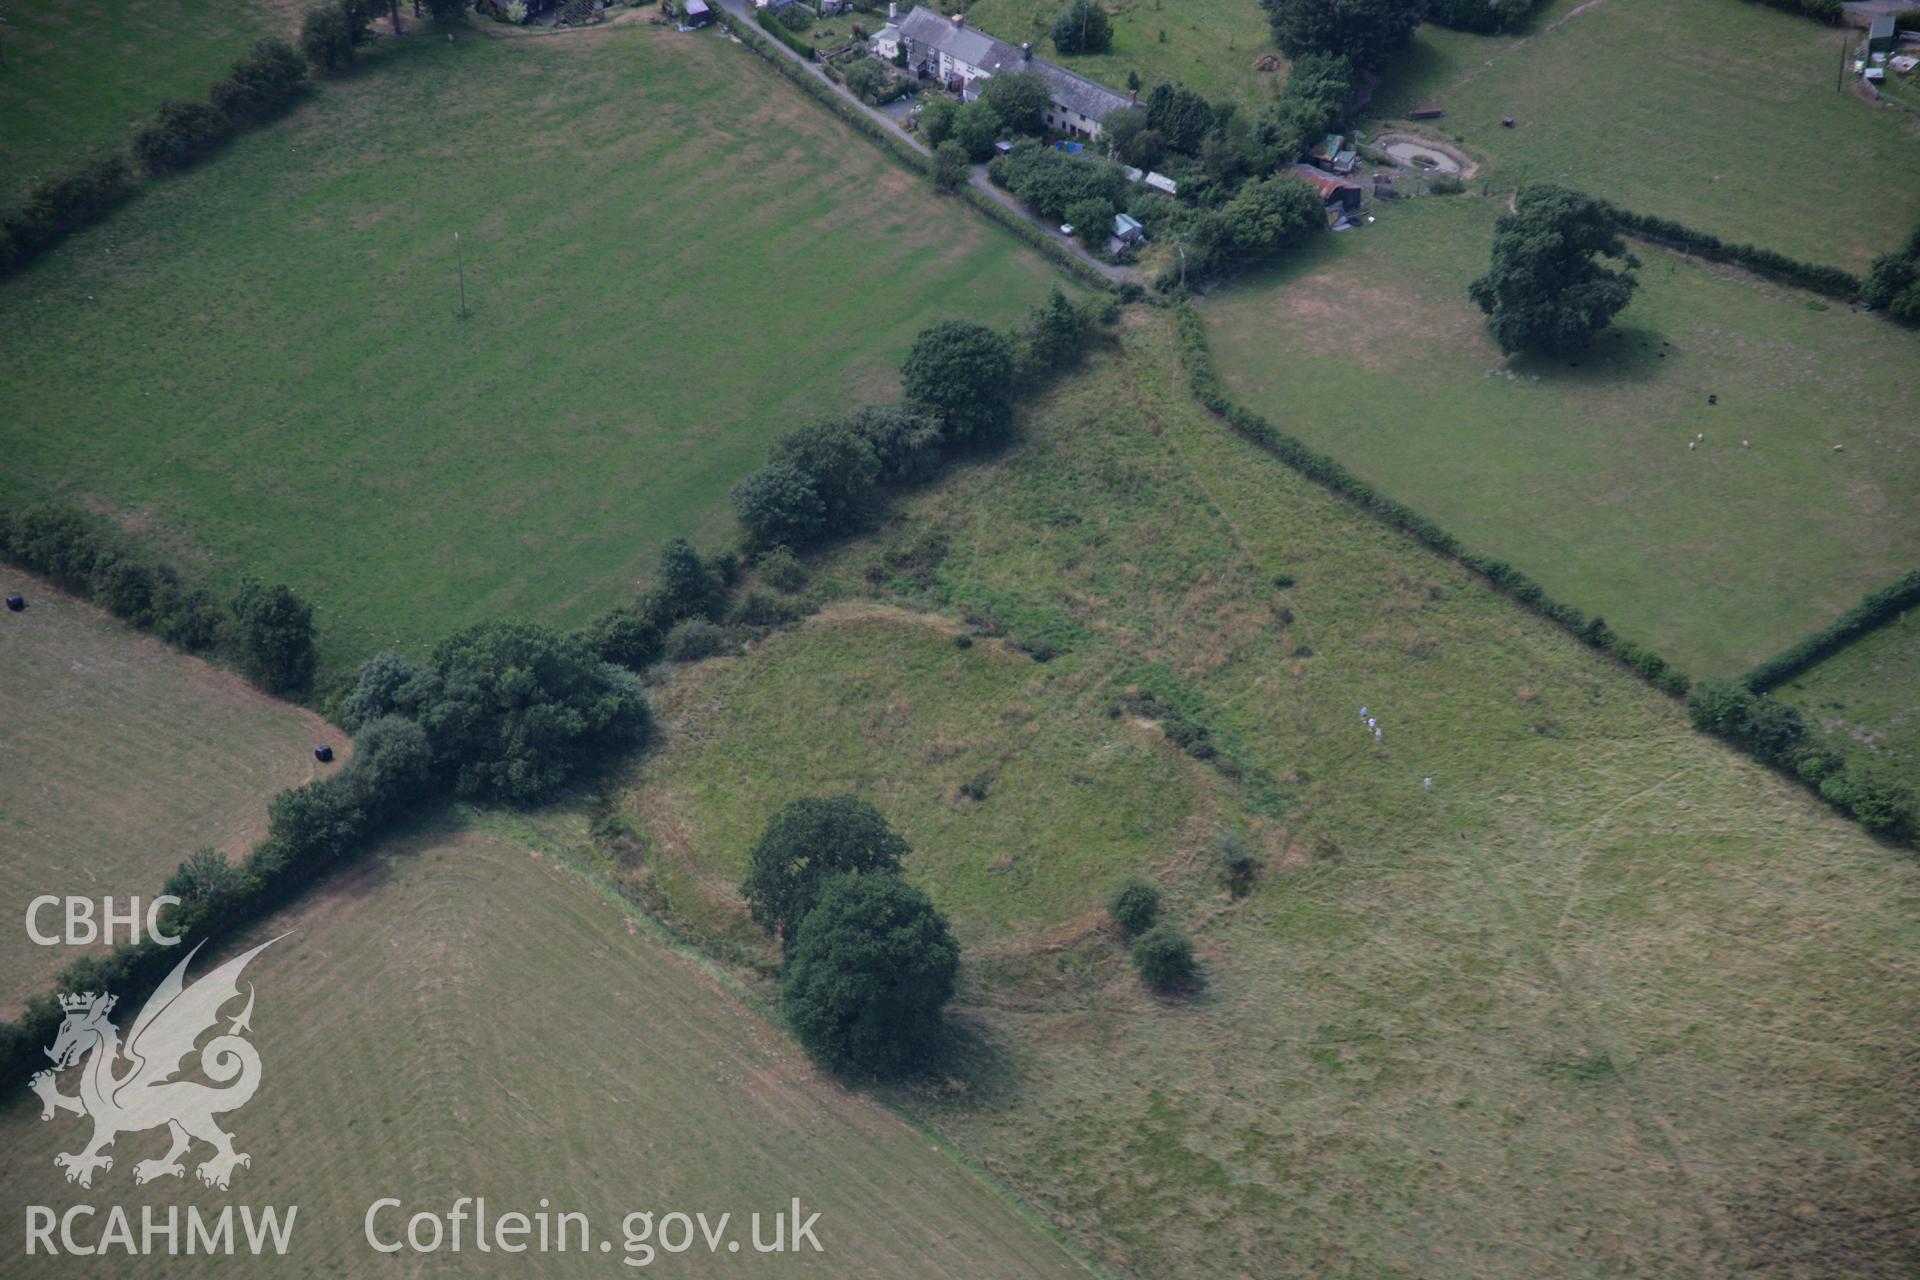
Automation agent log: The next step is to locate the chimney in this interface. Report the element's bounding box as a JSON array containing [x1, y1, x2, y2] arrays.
[[951, 12, 963, 26], [888, 0, 896, 16], [1129, 88, 1138, 105], [1022, 41, 1032, 61]]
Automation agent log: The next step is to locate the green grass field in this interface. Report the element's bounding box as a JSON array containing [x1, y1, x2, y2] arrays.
[[0, 0, 290, 198], [0, 821, 1099, 1278], [1775, 610, 1920, 793], [961, 0, 1284, 109], [1374, 0, 1920, 272], [0, 25, 1071, 684], [1201, 196, 1920, 677], [0, 575, 346, 1016], [609, 312, 1920, 1278]]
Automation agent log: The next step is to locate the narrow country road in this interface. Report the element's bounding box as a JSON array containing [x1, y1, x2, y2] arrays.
[[707, 0, 1138, 284]]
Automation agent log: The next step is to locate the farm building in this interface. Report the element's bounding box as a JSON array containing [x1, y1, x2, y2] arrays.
[[1289, 164, 1362, 215], [1308, 133, 1358, 175], [1868, 15, 1896, 55], [1112, 212, 1144, 245], [894, 8, 1137, 140], [684, 0, 712, 24]]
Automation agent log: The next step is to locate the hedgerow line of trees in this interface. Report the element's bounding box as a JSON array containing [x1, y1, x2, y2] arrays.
[[0, 504, 321, 695], [0, 291, 1116, 1083], [0, 36, 311, 279], [730, 289, 1114, 551], [1173, 302, 1691, 696], [1742, 570, 1920, 695], [1176, 302, 1920, 847]]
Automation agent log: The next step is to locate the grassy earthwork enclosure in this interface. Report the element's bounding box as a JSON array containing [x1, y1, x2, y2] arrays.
[[0, 0, 287, 197], [0, 823, 1099, 1279], [1200, 195, 1920, 677], [0, 24, 1073, 683], [604, 313, 1920, 1279], [0, 578, 346, 1015], [1375, 0, 1920, 272]]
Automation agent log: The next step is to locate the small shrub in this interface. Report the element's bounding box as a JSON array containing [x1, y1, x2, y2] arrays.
[[953, 633, 973, 649], [1107, 878, 1160, 935], [133, 99, 232, 174], [777, 3, 813, 31], [1131, 924, 1198, 991], [661, 619, 724, 663], [1212, 831, 1260, 896], [755, 545, 809, 593], [730, 591, 801, 628]]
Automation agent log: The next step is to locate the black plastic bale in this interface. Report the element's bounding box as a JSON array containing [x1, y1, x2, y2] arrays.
[[314, 745, 335, 764], [4, 594, 24, 612]]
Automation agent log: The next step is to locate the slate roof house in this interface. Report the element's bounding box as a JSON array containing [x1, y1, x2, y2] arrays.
[[894, 8, 1137, 140]]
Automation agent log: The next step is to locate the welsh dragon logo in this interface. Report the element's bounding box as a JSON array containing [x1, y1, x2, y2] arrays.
[[30, 937, 281, 1191]]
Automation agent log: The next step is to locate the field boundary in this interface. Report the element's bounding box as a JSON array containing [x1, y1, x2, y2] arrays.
[[716, 20, 1116, 292], [1172, 301, 1691, 696], [1744, 568, 1920, 692]]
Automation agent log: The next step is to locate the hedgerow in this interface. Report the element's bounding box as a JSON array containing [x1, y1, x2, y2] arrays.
[[1172, 303, 1690, 696], [1, 38, 308, 281], [0, 501, 304, 681], [1601, 200, 1861, 300], [1743, 570, 1920, 693]]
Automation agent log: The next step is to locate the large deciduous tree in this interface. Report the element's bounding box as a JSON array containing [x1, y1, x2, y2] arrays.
[[1260, 0, 1423, 70], [781, 872, 959, 1075], [1051, 0, 1114, 54], [901, 320, 1017, 445], [230, 578, 317, 694], [742, 795, 910, 951], [408, 620, 650, 803], [1469, 184, 1639, 354]]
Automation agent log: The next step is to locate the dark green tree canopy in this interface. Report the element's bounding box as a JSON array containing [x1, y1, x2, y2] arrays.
[[1107, 878, 1161, 935], [1052, 0, 1114, 54], [982, 71, 1050, 136], [1260, 0, 1424, 70], [409, 620, 650, 804], [230, 578, 317, 694], [1131, 923, 1199, 991], [901, 320, 1017, 445], [649, 536, 723, 624], [781, 872, 959, 1076], [843, 405, 945, 485], [1145, 83, 1214, 155], [741, 795, 910, 950], [732, 461, 827, 549], [1862, 223, 1920, 323], [770, 420, 881, 536], [1468, 184, 1640, 354]]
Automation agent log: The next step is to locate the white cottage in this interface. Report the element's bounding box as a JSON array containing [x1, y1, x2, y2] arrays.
[[893, 8, 1137, 141]]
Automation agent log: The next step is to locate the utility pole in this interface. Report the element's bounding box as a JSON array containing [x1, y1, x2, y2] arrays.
[[454, 231, 467, 319]]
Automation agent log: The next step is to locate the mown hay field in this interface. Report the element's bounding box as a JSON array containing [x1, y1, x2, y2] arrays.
[[0, 25, 1073, 683], [0, 821, 1098, 1277], [0, 576, 345, 1014]]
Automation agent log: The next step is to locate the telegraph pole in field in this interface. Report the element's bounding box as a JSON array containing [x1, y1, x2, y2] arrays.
[[454, 231, 467, 319]]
